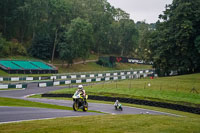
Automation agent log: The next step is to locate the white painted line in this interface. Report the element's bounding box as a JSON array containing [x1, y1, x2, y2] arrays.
[[124, 106, 183, 117], [0, 116, 89, 125], [0, 88, 25, 92], [23, 94, 36, 98]]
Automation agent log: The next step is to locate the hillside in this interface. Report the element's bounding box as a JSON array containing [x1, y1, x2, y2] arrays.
[[0, 55, 152, 76]]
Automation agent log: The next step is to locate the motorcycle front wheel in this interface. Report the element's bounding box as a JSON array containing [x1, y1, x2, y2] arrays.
[[73, 102, 78, 111]]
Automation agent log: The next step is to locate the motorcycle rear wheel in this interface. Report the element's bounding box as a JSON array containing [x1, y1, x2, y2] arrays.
[[83, 102, 88, 112]]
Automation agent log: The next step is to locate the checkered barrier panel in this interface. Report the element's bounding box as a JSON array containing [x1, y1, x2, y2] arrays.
[[0, 69, 155, 82]]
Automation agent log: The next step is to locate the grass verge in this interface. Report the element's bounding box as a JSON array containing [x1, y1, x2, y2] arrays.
[[0, 114, 200, 133], [48, 73, 200, 107], [0, 97, 72, 110]]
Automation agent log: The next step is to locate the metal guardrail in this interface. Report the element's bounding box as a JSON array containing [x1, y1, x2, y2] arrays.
[[0, 69, 155, 89], [0, 69, 155, 82]]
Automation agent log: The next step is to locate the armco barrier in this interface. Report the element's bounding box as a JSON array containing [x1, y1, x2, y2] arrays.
[[0, 83, 27, 89], [41, 93, 200, 115], [38, 74, 153, 87], [0, 69, 155, 82]]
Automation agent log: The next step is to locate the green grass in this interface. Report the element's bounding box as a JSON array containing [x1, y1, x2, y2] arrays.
[[49, 73, 200, 107], [0, 62, 151, 76], [0, 97, 72, 110], [0, 114, 200, 133], [56, 62, 152, 73], [0, 55, 152, 76]]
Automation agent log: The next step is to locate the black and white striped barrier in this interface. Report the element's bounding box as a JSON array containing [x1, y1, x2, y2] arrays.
[[0, 83, 27, 89], [0, 69, 155, 82], [38, 73, 153, 87]]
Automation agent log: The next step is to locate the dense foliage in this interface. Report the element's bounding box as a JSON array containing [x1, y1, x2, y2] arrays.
[[0, 0, 199, 76], [0, 0, 138, 62], [140, 0, 200, 75]]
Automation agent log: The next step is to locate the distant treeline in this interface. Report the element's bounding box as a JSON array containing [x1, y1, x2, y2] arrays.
[[0, 0, 200, 75], [0, 0, 142, 63]]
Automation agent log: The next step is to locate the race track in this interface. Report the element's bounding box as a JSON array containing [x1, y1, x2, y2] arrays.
[[0, 83, 179, 123]]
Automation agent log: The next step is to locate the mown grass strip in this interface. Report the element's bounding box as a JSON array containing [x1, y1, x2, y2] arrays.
[[0, 97, 72, 110], [0, 114, 200, 133]]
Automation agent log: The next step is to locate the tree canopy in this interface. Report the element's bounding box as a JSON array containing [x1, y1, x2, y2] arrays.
[[145, 0, 200, 75], [0, 0, 200, 75], [0, 0, 139, 64]]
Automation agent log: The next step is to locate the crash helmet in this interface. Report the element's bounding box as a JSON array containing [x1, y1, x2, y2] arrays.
[[116, 100, 119, 103], [78, 85, 83, 90]]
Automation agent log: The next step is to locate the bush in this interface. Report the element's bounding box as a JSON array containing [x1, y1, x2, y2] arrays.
[[96, 57, 116, 67], [0, 34, 27, 57]]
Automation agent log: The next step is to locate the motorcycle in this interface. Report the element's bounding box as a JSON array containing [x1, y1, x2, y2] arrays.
[[115, 103, 123, 111], [72, 91, 88, 112]]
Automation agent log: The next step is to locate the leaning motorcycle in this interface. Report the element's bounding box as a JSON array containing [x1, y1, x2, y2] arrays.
[[115, 103, 123, 111], [72, 91, 88, 112]]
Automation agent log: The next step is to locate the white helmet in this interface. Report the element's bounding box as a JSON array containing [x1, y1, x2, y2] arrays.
[[78, 85, 83, 90]]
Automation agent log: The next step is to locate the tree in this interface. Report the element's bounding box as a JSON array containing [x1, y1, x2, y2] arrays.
[[149, 0, 200, 75], [111, 19, 138, 56], [58, 17, 93, 65], [29, 25, 53, 60], [135, 21, 155, 60]]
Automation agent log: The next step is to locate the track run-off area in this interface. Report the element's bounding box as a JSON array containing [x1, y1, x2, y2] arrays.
[[0, 83, 180, 124]]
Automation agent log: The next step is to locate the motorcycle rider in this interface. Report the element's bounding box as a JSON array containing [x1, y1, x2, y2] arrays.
[[114, 100, 120, 107], [76, 85, 86, 97], [114, 100, 123, 110]]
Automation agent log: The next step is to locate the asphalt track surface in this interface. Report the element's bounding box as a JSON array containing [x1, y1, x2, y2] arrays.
[[0, 83, 179, 123]]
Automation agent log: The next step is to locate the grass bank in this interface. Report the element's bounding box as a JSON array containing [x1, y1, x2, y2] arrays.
[[0, 55, 152, 76], [0, 114, 200, 133], [49, 73, 200, 107], [57, 62, 152, 73], [0, 97, 72, 110]]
